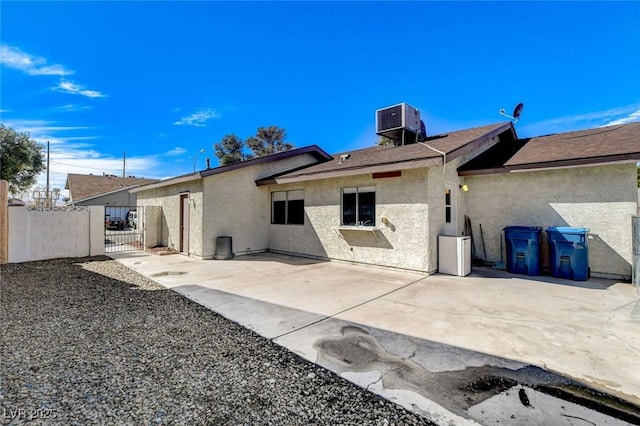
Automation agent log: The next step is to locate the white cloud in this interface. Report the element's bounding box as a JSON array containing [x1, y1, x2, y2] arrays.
[[173, 108, 220, 127], [56, 104, 92, 112], [54, 80, 106, 98], [165, 147, 187, 156], [0, 44, 73, 76], [2, 118, 89, 135], [2, 117, 165, 200], [602, 109, 640, 126], [1, 44, 106, 101], [518, 104, 640, 137]]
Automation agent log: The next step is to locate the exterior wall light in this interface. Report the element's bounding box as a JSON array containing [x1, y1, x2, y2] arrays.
[[459, 184, 469, 192]]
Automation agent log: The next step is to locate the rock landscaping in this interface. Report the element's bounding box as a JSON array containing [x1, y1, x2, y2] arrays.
[[0, 257, 434, 425]]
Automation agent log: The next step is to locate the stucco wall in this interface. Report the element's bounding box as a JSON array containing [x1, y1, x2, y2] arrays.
[[267, 168, 432, 271], [463, 163, 636, 279], [201, 153, 318, 259], [136, 181, 203, 255], [8, 205, 105, 263], [424, 135, 502, 270], [266, 137, 502, 273]]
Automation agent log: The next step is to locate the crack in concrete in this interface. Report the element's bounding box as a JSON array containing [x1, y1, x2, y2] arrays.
[[365, 365, 404, 393], [603, 321, 640, 354], [560, 413, 597, 425]]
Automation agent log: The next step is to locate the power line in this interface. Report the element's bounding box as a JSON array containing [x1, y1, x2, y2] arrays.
[[50, 160, 123, 172]]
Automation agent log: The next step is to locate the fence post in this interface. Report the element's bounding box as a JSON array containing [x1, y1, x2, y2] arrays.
[[0, 180, 8, 264]]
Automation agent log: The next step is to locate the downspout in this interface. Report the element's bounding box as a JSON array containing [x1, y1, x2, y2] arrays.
[[418, 142, 446, 175], [418, 141, 448, 272]]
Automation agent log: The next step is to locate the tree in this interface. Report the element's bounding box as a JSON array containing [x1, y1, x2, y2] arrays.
[[245, 126, 293, 157], [377, 135, 395, 146], [0, 124, 45, 193], [213, 134, 252, 166]]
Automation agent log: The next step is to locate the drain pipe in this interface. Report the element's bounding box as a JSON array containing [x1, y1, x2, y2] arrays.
[[418, 142, 446, 175]]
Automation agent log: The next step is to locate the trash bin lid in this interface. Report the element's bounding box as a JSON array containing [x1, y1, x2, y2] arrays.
[[503, 226, 543, 231], [547, 227, 589, 234]]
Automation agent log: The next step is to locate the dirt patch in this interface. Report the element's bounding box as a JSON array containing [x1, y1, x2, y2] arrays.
[[146, 246, 178, 256]]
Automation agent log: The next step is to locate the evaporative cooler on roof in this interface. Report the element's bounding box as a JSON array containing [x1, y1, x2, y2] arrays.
[[375, 102, 422, 145]]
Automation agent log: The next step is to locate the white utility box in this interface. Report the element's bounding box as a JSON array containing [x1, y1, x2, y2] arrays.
[[438, 235, 471, 276]]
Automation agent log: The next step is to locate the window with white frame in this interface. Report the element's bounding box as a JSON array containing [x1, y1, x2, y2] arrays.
[[341, 186, 375, 226], [445, 189, 452, 224], [271, 190, 304, 225]]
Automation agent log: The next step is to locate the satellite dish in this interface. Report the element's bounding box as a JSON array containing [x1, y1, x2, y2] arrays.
[[513, 103, 524, 120], [499, 102, 524, 124]]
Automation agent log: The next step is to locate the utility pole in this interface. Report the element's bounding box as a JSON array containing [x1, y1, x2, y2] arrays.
[[123, 150, 126, 178]]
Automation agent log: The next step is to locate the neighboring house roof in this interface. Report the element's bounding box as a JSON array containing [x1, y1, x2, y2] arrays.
[[459, 121, 640, 176], [131, 145, 332, 193], [71, 185, 143, 204], [261, 122, 513, 184], [65, 174, 160, 201]]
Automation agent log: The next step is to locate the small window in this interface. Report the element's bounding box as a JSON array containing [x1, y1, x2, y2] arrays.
[[271, 190, 304, 225], [341, 186, 375, 226], [445, 189, 452, 224]]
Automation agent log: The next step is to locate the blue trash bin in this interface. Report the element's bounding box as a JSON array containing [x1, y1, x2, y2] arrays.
[[503, 226, 542, 276], [547, 227, 589, 281]]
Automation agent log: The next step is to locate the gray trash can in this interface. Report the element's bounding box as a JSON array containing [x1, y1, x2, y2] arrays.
[[214, 236, 234, 260]]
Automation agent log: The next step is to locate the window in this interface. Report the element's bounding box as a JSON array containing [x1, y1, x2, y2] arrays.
[[445, 189, 452, 224], [341, 187, 375, 226], [271, 190, 304, 225]]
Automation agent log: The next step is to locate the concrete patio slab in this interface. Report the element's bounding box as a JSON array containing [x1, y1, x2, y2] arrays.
[[110, 251, 640, 424], [335, 269, 640, 404]]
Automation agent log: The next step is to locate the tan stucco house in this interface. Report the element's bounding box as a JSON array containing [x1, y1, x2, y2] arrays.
[[132, 121, 640, 280]]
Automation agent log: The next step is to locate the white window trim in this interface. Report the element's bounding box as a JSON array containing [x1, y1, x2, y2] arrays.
[[341, 186, 376, 227]]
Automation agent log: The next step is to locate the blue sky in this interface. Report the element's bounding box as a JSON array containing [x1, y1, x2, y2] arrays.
[[1, 1, 639, 198]]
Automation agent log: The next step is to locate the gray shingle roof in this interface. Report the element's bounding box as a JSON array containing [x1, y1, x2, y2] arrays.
[[267, 122, 511, 183], [459, 121, 640, 175], [65, 174, 160, 201]]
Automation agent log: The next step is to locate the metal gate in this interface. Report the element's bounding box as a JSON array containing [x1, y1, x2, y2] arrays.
[[104, 206, 144, 253]]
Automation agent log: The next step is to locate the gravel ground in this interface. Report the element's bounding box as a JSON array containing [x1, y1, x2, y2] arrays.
[[0, 257, 435, 425]]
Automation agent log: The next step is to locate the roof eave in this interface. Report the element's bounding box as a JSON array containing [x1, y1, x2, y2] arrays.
[[272, 157, 442, 184], [72, 184, 141, 203], [130, 173, 202, 193], [200, 145, 332, 179], [445, 122, 514, 163], [459, 154, 640, 176]]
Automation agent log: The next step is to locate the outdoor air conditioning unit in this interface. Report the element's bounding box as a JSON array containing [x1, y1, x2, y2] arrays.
[[376, 103, 421, 136]]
